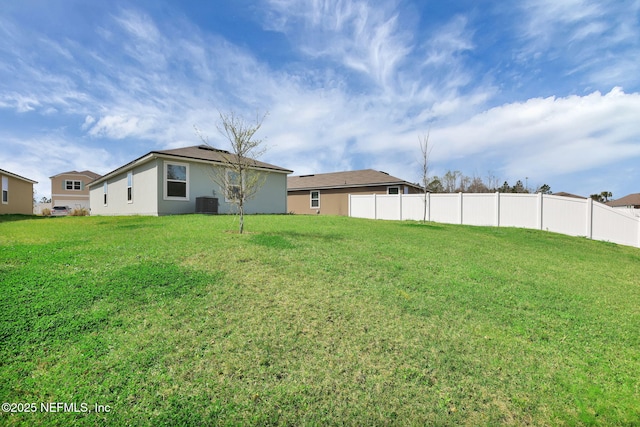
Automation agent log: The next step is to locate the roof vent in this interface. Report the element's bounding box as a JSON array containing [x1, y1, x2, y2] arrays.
[[198, 145, 229, 154], [379, 171, 389, 175], [299, 174, 315, 177]]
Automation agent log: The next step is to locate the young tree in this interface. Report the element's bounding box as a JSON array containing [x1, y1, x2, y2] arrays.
[[419, 132, 433, 222], [197, 110, 269, 234]]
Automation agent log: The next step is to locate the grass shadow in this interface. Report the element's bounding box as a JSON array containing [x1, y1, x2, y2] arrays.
[[0, 214, 46, 223]]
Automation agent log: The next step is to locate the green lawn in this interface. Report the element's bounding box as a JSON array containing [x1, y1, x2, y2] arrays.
[[1, 214, 639, 426]]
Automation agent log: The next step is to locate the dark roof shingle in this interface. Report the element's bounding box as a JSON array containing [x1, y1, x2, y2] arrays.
[[606, 193, 640, 207], [288, 169, 420, 191]]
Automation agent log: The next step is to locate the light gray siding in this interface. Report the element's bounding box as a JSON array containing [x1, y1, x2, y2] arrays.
[[157, 161, 288, 215], [89, 160, 159, 216]]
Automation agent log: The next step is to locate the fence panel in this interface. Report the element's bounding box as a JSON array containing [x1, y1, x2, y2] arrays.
[[592, 203, 639, 247], [462, 193, 496, 226], [499, 194, 538, 228], [542, 195, 587, 236], [376, 195, 400, 220], [349, 195, 375, 219], [401, 194, 425, 221], [430, 194, 459, 224]]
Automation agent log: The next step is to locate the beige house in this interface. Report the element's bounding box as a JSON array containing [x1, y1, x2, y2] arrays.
[[88, 145, 292, 216], [50, 170, 101, 210], [0, 168, 37, 215], [288, 169, 422, 216]]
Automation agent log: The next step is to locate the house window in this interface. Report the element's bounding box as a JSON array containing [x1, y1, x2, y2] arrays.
[[310, 190, 320, 208], [103, 182, 108, 206], [65, 180, 82, 190], [164, 162, 189, 200], [387, 187, 400, 195], [225, 169, 242, 202], [127, 171, 133, 203], [1, 176, 7, 204]]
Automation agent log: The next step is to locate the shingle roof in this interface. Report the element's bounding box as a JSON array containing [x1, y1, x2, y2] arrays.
[[606, 193, 640, 207], [50, 170, 101, 180], [154, 145, 292, 173], [552, 192, 586, 199], [288, 169, 421, 191], [0, 168, 37, 184]]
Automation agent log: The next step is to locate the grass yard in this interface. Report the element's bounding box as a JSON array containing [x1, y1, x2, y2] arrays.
[[1, 214, 639, 426]]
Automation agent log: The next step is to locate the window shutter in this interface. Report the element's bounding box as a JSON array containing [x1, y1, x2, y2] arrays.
[[81, 181, 85, 190], [62, 180, 65, 190]]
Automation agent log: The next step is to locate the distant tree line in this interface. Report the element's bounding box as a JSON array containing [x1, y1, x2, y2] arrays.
[[423, 170, 552, 194]]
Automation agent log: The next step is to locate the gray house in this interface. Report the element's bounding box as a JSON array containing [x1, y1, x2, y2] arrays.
[[88, 145, 292, 216]]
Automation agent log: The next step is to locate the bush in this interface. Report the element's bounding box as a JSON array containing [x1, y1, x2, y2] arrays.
[[70, 208, 89, 216], [41, 208, 51, 216]]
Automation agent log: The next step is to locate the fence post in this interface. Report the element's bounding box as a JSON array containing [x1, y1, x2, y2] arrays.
[[374, 193, 378, 220], [399, 193, 403, 221], [585, 197, 593, 239], [537, 192, 543, 230], [348, 194, 351, 217], [495, 192, 500, 227], [426, 192, 431, 221], [459, 192, 464, 224]]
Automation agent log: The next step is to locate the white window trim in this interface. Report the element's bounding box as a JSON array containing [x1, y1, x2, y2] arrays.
[[387, 186, 400, 195], [163, 161, 190, 201], [127, 171, 133, 204], [224, 169, 244, 203], [310, 190, 320, 209], [1, 176, 8, 204], [65, 180, 82, 191]]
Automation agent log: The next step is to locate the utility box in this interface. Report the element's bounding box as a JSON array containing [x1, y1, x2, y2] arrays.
[[195, 197, 218, 214]]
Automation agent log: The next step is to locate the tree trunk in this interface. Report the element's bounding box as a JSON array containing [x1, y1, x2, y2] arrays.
[[239, 204, 244, 234]]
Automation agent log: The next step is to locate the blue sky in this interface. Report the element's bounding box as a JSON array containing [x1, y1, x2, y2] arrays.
[[1, 0, 639, 199]]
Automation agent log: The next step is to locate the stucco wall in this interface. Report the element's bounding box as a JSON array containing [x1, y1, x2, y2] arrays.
[[89, 160, 159, 216], [157, 161, 288, 215], [0, 174, 34, 215]]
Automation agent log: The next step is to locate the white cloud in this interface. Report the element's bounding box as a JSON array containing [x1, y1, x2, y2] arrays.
[[429, 87, 640, 181], [517, 0, 640, 89]]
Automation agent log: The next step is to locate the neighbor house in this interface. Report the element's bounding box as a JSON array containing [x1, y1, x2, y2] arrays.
[[606, 193, 640, 217], [551, 192, 586, 199], [88, 145, 292, 216], [50, 170, 101, 211], [288, 169, 422, 215], [0, 168, 37, 215]]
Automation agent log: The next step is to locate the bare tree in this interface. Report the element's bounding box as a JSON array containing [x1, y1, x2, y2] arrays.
[[196, 110, 269, 234], [419, 132, 433, 222], [442, 170, 462, 193]]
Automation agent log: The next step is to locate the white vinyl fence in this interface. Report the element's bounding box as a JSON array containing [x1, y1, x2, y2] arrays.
[[349, 192, 640, 249]]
